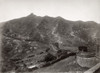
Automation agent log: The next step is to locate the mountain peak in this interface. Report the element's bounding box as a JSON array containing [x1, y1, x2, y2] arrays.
[[28, 13, 36, 17]]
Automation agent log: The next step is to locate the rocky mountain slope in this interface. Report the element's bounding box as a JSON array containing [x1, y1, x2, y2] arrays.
[[1, 13, 100, 72]]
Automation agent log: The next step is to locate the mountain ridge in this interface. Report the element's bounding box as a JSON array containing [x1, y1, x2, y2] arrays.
[[2, 13, 100, 46]]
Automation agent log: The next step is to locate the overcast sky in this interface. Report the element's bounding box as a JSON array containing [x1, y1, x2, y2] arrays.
[[0, 0, 100, 23]]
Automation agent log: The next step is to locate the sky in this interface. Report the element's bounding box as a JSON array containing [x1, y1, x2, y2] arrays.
[[0, 0, 100, 23]]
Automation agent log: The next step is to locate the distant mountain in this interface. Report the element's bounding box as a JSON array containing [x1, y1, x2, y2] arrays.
[[3, 13, 100, 45], [2, 13, 100, 49], [1, 13, 100, 72]]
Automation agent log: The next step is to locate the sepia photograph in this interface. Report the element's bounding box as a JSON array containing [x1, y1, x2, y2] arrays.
[[0, 0, 100, 73]]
